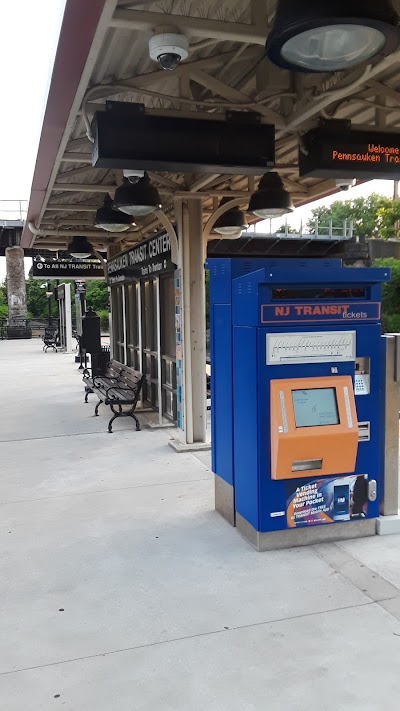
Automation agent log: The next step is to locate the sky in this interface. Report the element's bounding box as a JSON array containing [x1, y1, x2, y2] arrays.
[[0, 1, 397, 281], [0, 0, 66, 280]]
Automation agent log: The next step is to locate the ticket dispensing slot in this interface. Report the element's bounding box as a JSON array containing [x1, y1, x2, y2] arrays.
[[270, 376, 359, 480]]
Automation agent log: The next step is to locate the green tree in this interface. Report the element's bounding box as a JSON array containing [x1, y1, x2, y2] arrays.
[[0, 282, 8, 319], [307, 193, 393, 238], [277, 223, 297, 234], [85, 280, 108, 311], [373, 257, 400, 333], [25, 279, 57, 319], [376, 202, 400, 240]]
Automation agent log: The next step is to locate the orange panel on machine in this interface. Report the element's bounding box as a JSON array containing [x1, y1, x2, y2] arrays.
[[270, 376, 358, 481]]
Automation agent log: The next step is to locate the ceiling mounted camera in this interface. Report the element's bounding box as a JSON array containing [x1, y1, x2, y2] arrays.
[[336, 178, 356, 191], [149, 32, 189, 71]]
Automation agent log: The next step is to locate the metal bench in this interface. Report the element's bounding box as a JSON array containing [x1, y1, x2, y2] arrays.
[[83, 360, 145, 433], [42, 327, 59, 352]]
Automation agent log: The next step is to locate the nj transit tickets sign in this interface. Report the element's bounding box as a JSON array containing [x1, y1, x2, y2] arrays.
[[260, 301, 381, 324]]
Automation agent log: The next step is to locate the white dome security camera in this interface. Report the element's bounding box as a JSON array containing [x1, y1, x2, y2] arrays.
[[336, 178, 356, 192], [149, 33, 189, 71], [123, 169, 145, 184]]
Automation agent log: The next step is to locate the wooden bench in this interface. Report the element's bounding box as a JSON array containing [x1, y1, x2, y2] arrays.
[[83, 360, 145, 433]]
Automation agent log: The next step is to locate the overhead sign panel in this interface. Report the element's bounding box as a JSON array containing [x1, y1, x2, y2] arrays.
[[107, 233, 174, 285], [92, 102, 275, 175], [32, 258, 104, 279], [299, 126, 400, 179]]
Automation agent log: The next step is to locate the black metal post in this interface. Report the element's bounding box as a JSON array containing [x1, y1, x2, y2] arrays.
[[48, 282, 53, 327]]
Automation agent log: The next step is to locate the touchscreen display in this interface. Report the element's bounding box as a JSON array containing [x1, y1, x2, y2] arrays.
[[292, 388, 339, 428]]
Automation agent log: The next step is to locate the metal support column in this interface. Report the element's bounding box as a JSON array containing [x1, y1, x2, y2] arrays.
[[122, 285, 127, 365], [108, 287, 113, 359], [156, 277, 163, 425], [378, 334, 400, 534], [137, 281, 145, 410], [170, 198, 208, 451], [64, 283, 73, 353], [107, 245, 120, 360]]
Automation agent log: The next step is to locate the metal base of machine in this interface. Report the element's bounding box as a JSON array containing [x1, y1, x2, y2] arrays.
[[168, 438, 211, 453], [214, 475, 235, 527], [236, 513, 377, 551], [377, 514, 400, 536]]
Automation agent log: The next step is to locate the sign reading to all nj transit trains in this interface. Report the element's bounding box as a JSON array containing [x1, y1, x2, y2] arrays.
[[299, 126, 400, 179], [32, 258, 104, 279]]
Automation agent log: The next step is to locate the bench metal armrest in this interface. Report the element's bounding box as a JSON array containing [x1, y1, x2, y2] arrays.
[[106, 383, 136, 397], [107, 377, 144, 401], [93, 375, 117, 387]]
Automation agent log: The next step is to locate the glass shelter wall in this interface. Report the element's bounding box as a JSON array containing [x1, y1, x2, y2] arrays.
[[111, 274, 177, 422], [125, 283, 140, 369], [160, 275, 177, 421], [111, 286, 124, 363]]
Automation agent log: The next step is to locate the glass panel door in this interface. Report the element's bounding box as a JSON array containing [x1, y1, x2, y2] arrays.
[[160, 274, 177, 422], [141, 278, 159, 407], [112, 286, 124, 362], [125, 282, 140, 369]]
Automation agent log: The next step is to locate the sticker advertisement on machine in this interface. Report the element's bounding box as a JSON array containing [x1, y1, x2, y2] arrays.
[[286, 475, 368, 528]]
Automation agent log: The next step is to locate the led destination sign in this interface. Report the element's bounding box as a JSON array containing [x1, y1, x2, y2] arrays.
[[331, 143, 400, 165], [299, 127, 400, 179]]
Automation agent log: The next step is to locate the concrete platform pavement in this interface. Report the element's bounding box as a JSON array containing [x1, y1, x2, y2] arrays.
[[1, 340, 400, 710]]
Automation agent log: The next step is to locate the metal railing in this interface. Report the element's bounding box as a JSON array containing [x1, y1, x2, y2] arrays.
[[276, 219, 354, 241], [0, 200, 27, 222], [1, 318, 31, 339], [1, 318, 78, 340]]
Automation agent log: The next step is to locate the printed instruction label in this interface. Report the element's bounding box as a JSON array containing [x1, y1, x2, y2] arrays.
[[266, 331, 356, 365]]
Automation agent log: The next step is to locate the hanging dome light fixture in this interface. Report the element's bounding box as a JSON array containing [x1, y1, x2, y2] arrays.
[[113, 173, 162, 217], [213, 198, 248, 239], [68, 236, 93, 259], [266, 0, 400, 73], [248, 173, 295, 219], [95, 194, 135, 232]]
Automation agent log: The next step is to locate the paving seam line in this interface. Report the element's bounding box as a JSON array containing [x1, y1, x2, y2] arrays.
[[0, 477, 212, 507], [0, 600, 376, 678], [312, 542, 400, 605]]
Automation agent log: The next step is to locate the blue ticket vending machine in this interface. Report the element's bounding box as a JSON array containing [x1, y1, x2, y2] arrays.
[[208, 258, 390, 550]]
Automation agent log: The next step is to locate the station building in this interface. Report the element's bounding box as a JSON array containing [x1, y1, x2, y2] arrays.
[[21, 0, 400, 459]]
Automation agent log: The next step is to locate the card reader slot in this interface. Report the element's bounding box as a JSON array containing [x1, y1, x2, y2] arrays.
[[292, 459, 323, 473], [358, 422, 370, 442]]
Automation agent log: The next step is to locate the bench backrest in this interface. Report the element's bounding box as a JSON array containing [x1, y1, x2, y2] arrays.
[[118, 365, 143, 389], [106, 361, 144, 406], [106, 359, 126, 379], [106, 360, 144, 392]]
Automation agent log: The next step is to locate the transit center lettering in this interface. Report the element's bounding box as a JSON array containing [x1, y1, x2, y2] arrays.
[[107, 232, 173, 284], [332, 143, 400, 164], [108, 234, 171, 275]]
